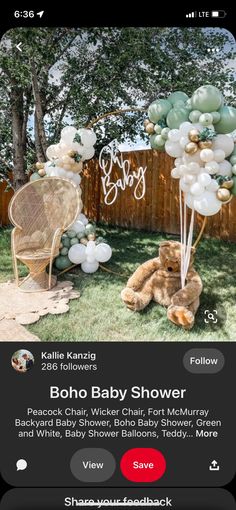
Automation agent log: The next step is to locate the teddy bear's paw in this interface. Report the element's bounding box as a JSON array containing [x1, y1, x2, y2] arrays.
[[121, 288, 139, 311], [167, 305, 195, 330]]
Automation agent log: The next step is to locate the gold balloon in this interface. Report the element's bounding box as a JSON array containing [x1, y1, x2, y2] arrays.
[[80, 238, 88, 246], [38, 168, 46, 177], [88, 233, 96, 241], [185, 142, 198, 155], [145, 122, 155, 134], [68, 150, 77, 158], [36, 162, 45, 170], [198, 140, 212, 149], [144, 119, 150, 127], [222, 180, 234, 190], [217, 188, 231, 202], [189, 129, 200, 142]]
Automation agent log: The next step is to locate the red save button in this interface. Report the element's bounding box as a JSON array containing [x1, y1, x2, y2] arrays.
[[120, 448, 166, 483]]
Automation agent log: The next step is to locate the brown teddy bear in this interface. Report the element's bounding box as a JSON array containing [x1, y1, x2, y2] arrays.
[[121, 240, 202, 330]]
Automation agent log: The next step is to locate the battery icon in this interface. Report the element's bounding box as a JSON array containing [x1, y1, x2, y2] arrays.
[[211, 10, 227, 17]]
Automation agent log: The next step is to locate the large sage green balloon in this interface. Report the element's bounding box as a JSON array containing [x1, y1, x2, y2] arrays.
[[55, 255, 71, 270], [148, 99, 172, 123], [166, 107, 189, 129], [214, 105, 236, 134], [191, 85, 222, 113], [150, 134, 165, 149], [168, 91, 189, 105]]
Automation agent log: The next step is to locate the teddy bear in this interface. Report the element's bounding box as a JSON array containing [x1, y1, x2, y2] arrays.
[[121, 240, 202, 329]]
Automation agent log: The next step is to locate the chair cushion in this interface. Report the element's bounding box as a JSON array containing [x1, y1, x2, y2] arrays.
[[16, 248, 53, 260]]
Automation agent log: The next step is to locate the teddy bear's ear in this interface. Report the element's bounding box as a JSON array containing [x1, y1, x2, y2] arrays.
[[159, 241, 171, 247]]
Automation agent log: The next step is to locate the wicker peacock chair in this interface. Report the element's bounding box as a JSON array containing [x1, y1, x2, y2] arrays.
[[9, 177, 81, 292]]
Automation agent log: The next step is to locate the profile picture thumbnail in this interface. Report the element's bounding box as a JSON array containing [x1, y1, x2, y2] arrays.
[[11, 349, 34, 373]]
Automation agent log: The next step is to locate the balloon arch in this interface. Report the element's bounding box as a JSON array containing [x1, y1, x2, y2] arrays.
[[32, 85, 236, 281]]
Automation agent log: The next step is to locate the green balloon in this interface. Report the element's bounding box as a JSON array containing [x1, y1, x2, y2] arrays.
[[167, 107, 189, 129], [231, 176, 236, 196], [154, 124, 162, 134], [191, 85, 222, 113], [60, 247, 68, 256], [67, 230, 76, 238], [185, 98, 192, 111], [168, 91, 189, 105], [173, 100, 186, 109], [55, 255, 71, 270], [214, 106, 236, 134], [77, 232, 85, 239], [189, 110, 201, 123], [150, 134, 165, 149], [148, 99, 172, 123], [211, 111, 221, 124], [161, 127, 170, 139], [199, 113, 213, 126], [70, 238, 79, 246], [85, 223, 96, 235], [30, 173, 41, 181], [62, 237, 71, 248], [229, 155, 236, 165]]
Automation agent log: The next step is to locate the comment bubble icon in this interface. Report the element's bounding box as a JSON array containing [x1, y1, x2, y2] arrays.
[[16, 459, 27, 471]]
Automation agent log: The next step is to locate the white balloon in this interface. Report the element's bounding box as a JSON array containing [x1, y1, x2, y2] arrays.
[[197, 173, 211, 187], [187, 162, 201, 175], [61, 126, 77, 144], [81, 260, 99, 273], [70, 220, 85, 234], [190, 182, 205, 196], [73, 174, 82, 186], [168, 129, 181, 142], [77, 128, 97, 147], [213, 149, 226, 163], [206, 179, 219, 192], [95, 243, 112, 263], [180, 178, 190, 192], [179, 122, 192, 136], [180, 136, 189, 149], [165, 141, 183, 158], [86, 240, 96, 256], [78, 213, 88, 225], [68, 244, 86, 264], [205, 161, 219, 174], [44, 162, 53, 176], [86, 254, 96, 263], [217, 160, 232, 177], [183, 150, 204, 167], [212, 135, 234, 157], [82, 146, 95, 161], [56, 166, 66, 177], [179, 165, 189, 175], [200, 149, 214, 163], [193, 191, 222, 216], [171, 168, 181, 178], [174, 158, 183, 167], [185, 192, 195, 209], [183, 174, 196, 185], [46, 144, 60, 160]]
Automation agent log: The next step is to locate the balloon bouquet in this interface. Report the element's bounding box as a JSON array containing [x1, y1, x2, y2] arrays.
[[31, 126, 112, 273], [145, 85, 236, 286]]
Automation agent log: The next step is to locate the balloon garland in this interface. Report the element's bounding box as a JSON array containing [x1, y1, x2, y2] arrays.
[[31, 126, 112, 274], [145, 85, 236, 286]]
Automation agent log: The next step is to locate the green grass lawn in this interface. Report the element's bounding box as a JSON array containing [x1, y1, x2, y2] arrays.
[[1, 225, 236, 341]]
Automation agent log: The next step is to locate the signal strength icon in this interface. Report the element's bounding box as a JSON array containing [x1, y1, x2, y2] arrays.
[[186, 12, 196, 18]]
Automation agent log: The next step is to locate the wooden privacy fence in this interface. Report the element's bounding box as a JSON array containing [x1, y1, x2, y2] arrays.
[[1, 150, 236, 241], [82, 149, 236, 242]]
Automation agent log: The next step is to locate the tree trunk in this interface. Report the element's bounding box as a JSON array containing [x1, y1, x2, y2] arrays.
[[10, 86, 27, 190], [31, 61, 48, 161]]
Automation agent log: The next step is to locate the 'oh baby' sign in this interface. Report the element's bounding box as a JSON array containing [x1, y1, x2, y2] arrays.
[[99, 143, 147, 206]]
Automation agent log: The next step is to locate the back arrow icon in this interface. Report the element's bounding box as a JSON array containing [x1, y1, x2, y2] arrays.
[[16, 43, 22, 52]]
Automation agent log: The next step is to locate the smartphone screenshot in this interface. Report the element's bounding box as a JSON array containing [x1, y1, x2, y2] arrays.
[[0, 6, 235, 509]]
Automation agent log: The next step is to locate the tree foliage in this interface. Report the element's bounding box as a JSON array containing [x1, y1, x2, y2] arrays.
[[0, 27, 235, 188]]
